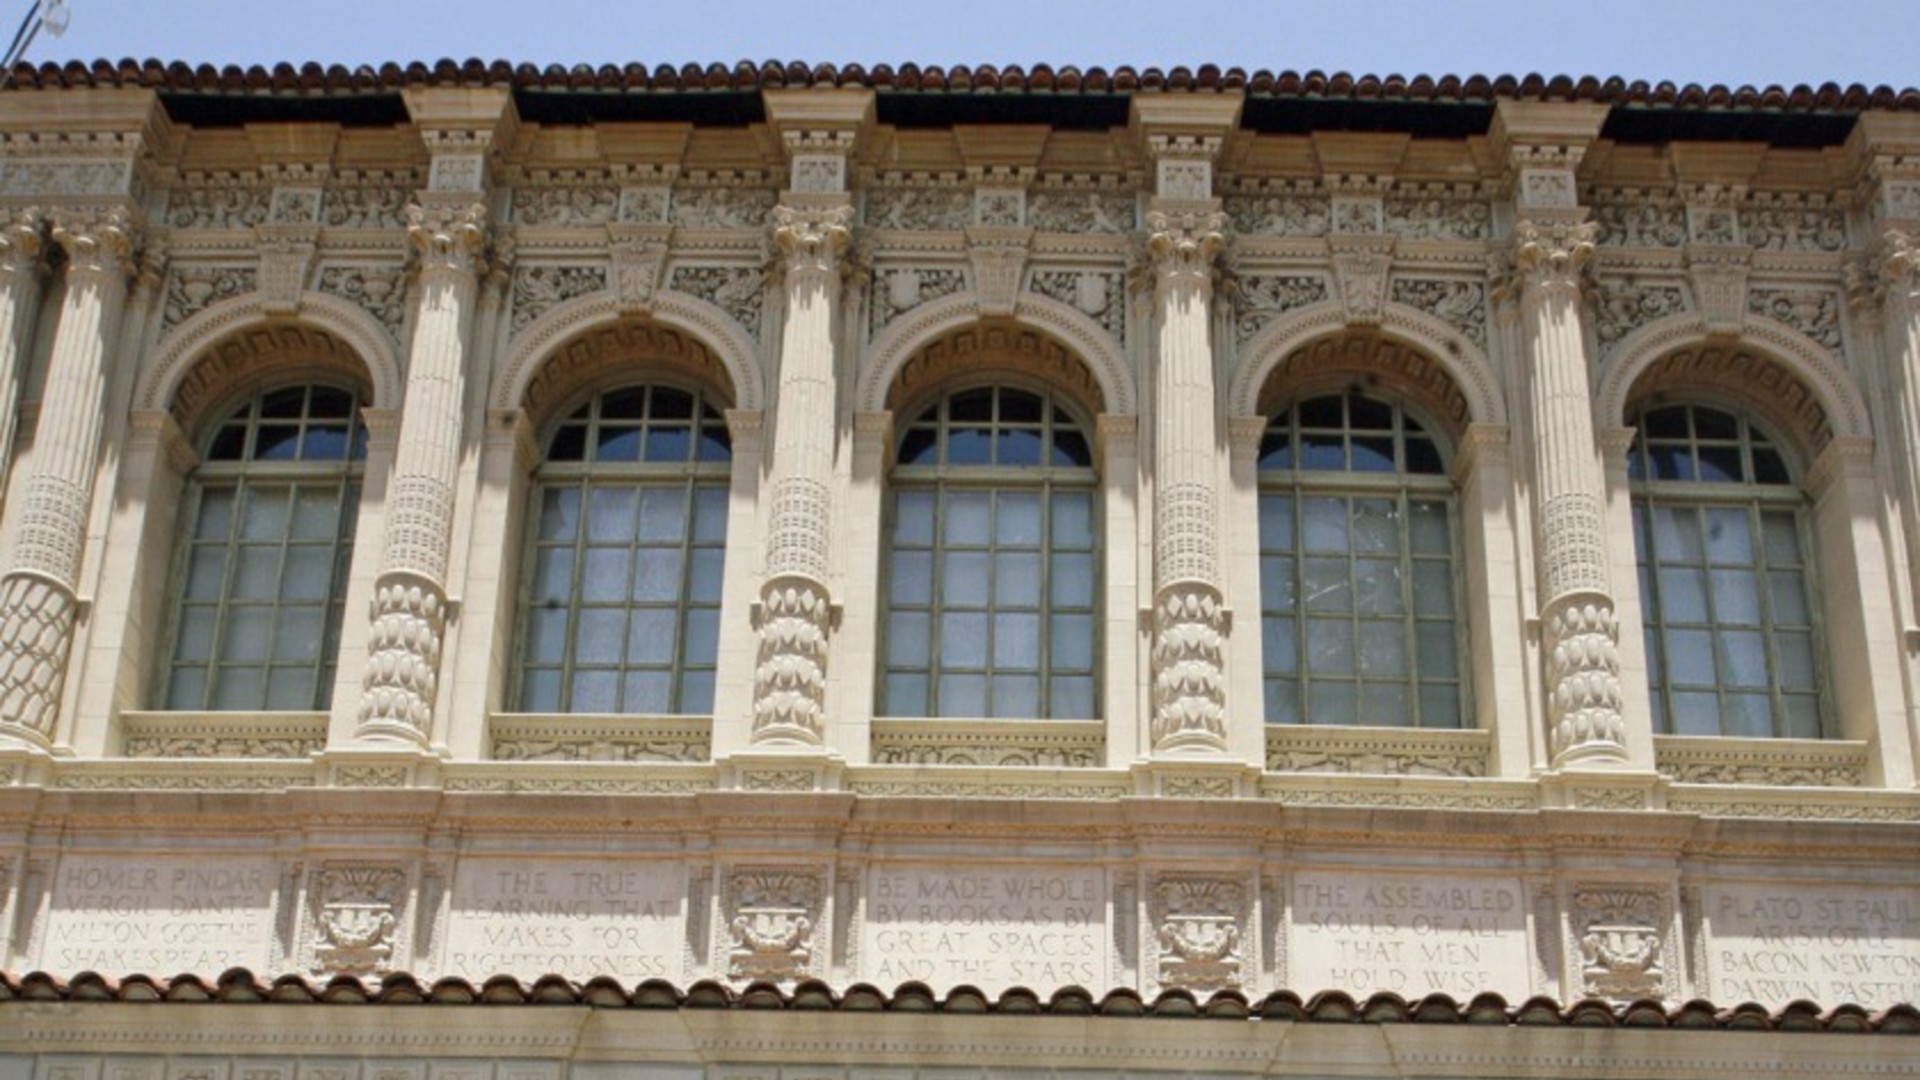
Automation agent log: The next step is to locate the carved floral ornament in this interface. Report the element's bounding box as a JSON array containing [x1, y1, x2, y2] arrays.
[[406, 200, 489, 276], [771, 202, 854, 277], [725, 868, 822, 982], [309, 864, 406, 976], [1572, 887, 1667, 1001], [51, 206, 139, 282], [0, 207, 46, 277], [1880, 229, 1920, 303], [1145, 208, 1226, 290], [1152, 875, 1247, 993], [1510, 219, 1598, 293]]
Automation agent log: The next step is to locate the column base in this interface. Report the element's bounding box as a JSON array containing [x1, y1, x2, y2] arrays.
[[1130, 758, 1262, 799], [1538, 766, 1668, 811], [717, 747, 845, 793], [313, 744, 446, 788]]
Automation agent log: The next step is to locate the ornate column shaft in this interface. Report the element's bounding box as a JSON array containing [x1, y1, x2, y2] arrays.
[[1512, 219, 1627, 765], [751, 199, 851, 746], [1875, 230, 1920, 614], [0, 208, 136, 744], [354, 199, 486, 744], [0, 209, 47, 495], [1146, 207, 1230, 755]]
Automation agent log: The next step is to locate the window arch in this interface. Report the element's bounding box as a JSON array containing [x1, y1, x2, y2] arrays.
[[1628, 402, 1825, 738], [162, 384, 367, 711], [513, 383, 731, 715], [880, 384, 1098, 719], [1256, 390, 1465, 727]]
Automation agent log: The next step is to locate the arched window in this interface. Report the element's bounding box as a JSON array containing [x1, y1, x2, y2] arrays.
[[1257, 391, 1464, 726], [163, 384, 367, 710], [1629, 403, 1824, 737], [514, 383, 730, 714], [881, 384, 1098, 719]]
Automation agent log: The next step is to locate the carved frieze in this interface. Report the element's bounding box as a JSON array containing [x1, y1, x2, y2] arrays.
[[161, 265, 257, 331], [512, 185, 620, 227], [1027, 189, 1135, 234], [1747, 287, 1843, 352], [511, 264, 607, 332], [0, 158, 136, 198], [308, 864, 406, 976], [492, 736, 709, 763], [671, 184, 777, 229], [123, 733, 324, 758], [870, 265, 967, 337], [1384, 191, 1491, 241], [167, 179, 271, 230], [321, 178, 414, 230], [1233, 274, 1328, 345], [724, 868, 823, 983], [1741, 201, 1848, 252], [1027, 268, 1125, 342], [267, 186, 323, 225], [1594, 280, 1688, 349], [1591, 197, 1688, 247], [669, 264, 764, 336], [1389, 276, 1486, 347], [316, 264, 408, 338], [1573, 887, 1667, 1002], [1151, 875, 1247, 993], [1225, 189, 1330, 237], [866, 186, 972, 231]]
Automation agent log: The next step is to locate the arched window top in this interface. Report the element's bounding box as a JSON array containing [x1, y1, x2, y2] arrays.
[[544, 384, 731, 466], [1259, 391, 1445, 476], [202, 384, 367, 464], [895, 385, 1093, 470], [1628, 403, 1794, 487]]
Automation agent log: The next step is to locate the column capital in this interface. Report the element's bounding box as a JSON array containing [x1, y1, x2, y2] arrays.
[[1146, 206, 1226, 292], [406, 197, 489, 278], [0, 207, 47, 281], [50, 205, 139, 285], [1511, 218, 1597, 293], [772, 198, 854, 278], [1878, 229, 1920, 305]]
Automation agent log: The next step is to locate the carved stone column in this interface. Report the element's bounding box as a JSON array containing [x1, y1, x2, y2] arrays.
[[751, 199, 851, 747], [353, 199, 487, 745], [0, 209, 47, 496], [1146, 207, 1230, 756], [1875, 230, 1920, 613], [0, 208, 137, 747], [1511, 219, 1628, 766]]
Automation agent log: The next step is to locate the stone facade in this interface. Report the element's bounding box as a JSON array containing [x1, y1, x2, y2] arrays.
[[1, 63, 1919, 1078]]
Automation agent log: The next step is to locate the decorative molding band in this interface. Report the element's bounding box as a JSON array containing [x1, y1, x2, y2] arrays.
[[489, 713, 712, 763], [120, 710, 329, 759], [1656, 735, 1869, 787], [1265, 725, 1492, 777], [869, 718, 1105, 768]]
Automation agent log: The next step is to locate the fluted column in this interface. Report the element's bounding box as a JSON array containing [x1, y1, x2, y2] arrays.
[[0, 209, 47, 498], [1876, 230, 1920, 613], [1512, 219, 1627, 766], [750, 200, 851, 747], [354, 199, 487, 745], [1146, 207, 1229, 755], [0, 208, 136, 746]]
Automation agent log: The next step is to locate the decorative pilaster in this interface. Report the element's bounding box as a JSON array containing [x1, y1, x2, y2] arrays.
[[751, 198, 852, 747], [0, 208, 47, 495], [1511, 218, 1628, 765], [1146, 206, 1230, 755], [0, 208, 137, 746], [1873, 229, 1920, 611], [353, 198, 488, 744]]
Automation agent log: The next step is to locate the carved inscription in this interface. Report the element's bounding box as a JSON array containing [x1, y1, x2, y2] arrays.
[[1290, 873, 1530, 997], [445, 861, 682, 981], [42, 857, 274, 973], [863, 867, 1105, 989], [1706, 884, 1920, 1007]]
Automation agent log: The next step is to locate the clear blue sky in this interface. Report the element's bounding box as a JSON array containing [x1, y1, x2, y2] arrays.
[[18, 0, 1919, 89]]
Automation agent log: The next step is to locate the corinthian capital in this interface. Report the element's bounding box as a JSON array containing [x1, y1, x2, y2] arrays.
[[771, 201, 854, 277], [1881, 229, 1920, 304], [51, 207, 138, 284], [1146, 208, 1226, 290], [1511, 218, 1597, 292], [0, 208, 46, 280], [406, 199, 489, 276]]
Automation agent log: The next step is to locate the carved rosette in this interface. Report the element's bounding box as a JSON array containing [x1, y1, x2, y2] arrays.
[[1152, 875, 1247, 993], [309, 864, 407, 976], [357, 570, 447, 736], [725, 868, 823, 983], [1573, 887, 1666, 1001]]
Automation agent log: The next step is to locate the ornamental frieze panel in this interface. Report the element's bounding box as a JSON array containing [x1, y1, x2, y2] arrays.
[[165, 178, 272, 230], [1572, 886, 1670, 1002], [870, 265, 968, 337], [1227, 193, 1329, 238], [321, 175, 417, 230], [1383, 190, 1492, 242], [1591, 196, 1688, 248], [510, 184, 620, 227], [1389, 276, 1486, 347], [304, 863, 407, 977], [1740, 201, 1848, 252], [316, 264, 408, 338], [865, 185, 973, 231], [510, 263, 608, 332], [1593, 280, 1688, 352], [722, 866, 824, 983], [1149, 874, 1248, 994], [1232, 274, 1328, 345], [1747, 287, 1843, 352], [162, 265, 257, 331], [0, 157, 137, 198], [1027, 189, 1136, 234], [670, 182, 777, 229], [668, 263, 764, 335], [1027, 268, 1125, 342]]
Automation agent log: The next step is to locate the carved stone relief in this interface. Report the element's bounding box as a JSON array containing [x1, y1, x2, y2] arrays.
[[670, 185, 776, 229], [1741, 203, 1848, 252], [975, 188, 1025, 227], [1233, 274, 1328, 345], [167, 181, 271, 230], [1224, 191, 1329, 237], [1747, 287, 1843, 352], [1687, 204, 1739, 246], [1389, 277, 1486, 347], [313, 264, 408, 339], [668, 264, 764, 335], [617, 186, 671, 224], [1027, 268, 1125, 342], [321, 179, 413, 230], [1572, 887, 1667, 1001], [511, 264, 608, 332], [491, 737, 709, 763], [865, 186, 972, 231], [267, 187, 323, 225], [1592, 198, 1688, 247], [308, 864, 406, 976], [1594, 281, 1688, 350], [162, 265, 257, 331], [1027, 189, 1135, 234], [869, 265, 968, 337], [724, 868, 823, 983], [1151, 875, 1247, 993], [512, 185, 620, 227], [0, 158, 135, 198], [1384, 193, 1491, 241], [1331, 195, 1384, 234]]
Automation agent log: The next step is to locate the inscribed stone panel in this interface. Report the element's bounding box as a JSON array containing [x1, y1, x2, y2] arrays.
[[444, 859, 684, 981], [1704, 883, 1920, 1007], [40, 856, 276, 973], [1289, 872, 1531, 997], [863, 866, 1106, 989]]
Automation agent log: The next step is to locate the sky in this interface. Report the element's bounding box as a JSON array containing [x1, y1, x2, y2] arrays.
[[13, 0, 1919, 90]]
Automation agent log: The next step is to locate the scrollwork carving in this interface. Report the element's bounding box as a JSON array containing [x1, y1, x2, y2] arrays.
[[1594, 281, 1688, 348], [870, 266, 967, 337], [167, 180, 271, 230], [1573, 888, 1666, 1002], [1152, 876, 1246, 993], [322, 179, 413, 230], [1389, 277, 1486, 347], [406, 200, 488, 277], [309, 864, 406, 976], [162, 265, 256, 330], [1747, 287, 1843, 352], [1224, 191, 1328, 236], [670, 264, 765, 336], [1029, 190, 1135, 234], [1384, 193, 1491, 241], [866, 186, 972, 231], [1591, 198, 1688, 247], [1028, 268, 1125, 342], [1511, 219, 1597, 294], [512, 185, 619, 227], [672, 184, 776, 228], [316, 264, 408, 337], [1233, 274, 1327, 345], [1741, 202, 1847, 252], [1146, 209, 1225, 291], [510, 264, 607, 332], [725, 869, 822, 982]]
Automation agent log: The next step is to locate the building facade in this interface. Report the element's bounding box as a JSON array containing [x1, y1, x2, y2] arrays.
[[2, 60, 1920, 1076]]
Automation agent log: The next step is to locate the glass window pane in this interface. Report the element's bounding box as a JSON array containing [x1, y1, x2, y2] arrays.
[[898, 428, 938, 465], [937, 673, 987, 717], [1265, 678, 1300, 724], [1782, 695, 1823, 739], [1651, 506, 1703, 563], [212, 667, 265, 710], [626, 609, 677, 665], [166, 666, 208, 711], [1303, 558, 1352, 613], [945, 492, 991, 544], [1721, 693, 1773, 737], [697, 429, 732, 463], [1704, 508, 1753, 563], [539, 487, 581, 540], [184, 547, 227, 600], [1665, 628, 1716, 686], [1300, 433, 1344, 470], [1347, 395, 1391, 430], [1052, 614, 1095, 671], [232, 546, 282, 600], [1418, 685, 1462, 729], [1717, 629, 1769, 687], [291, 487, 342, 539], [1751, 448, 1790, 485], [274, 609, 324, 663], [990, 675, 1040, 717], [1416, 622, 1457, 679], [650, 387, 694, 420], [254, 425, 302, 461], [1403, 438, 1444, 476], [1649, 444, 1694, 481], [266, 668, 318, 710], [1359, 681, 1410, 723], [889, 550, 933, 605], [947, 427, 993, 464], [1051, 430, 1092, 467], [1050, 553, 1095, 608], [949, 388, 994, 421], [995, 552, 1042, 605], [993, 613, 1041, 670], [518, 668, 563, 712], [885, 674, 929, 717], [1776, 630, 1816, 688], [575, 609, 626, 665], [526, 607, 569, 663], [1761, 512, 1803, 565], [692, 487, 729, 542], [632, 548, 684, 602], [1656, 566, 1709, 623], [531, 547, 574, 603], [173, 608, 216, 663], [547, 425, 587, 462], [998, 390, 1043, 422], [1259, 495, 1294, 551], [282, 546, 333, 601], [1350, 499, 1397, 552], [1052, 492, 1094, 549], [240, 488, 291, 540], [996, 429, 1043, 466], [680, 670, 717, 715], [1710, 568, 1761, 625], [1353, 559, 1404, 615], [638, 488, 687, 542], [570, 670, 618, 713], [1049, 677, 1096, 720], [940, 612, 989, 667], [1309, 680, 1358, 725], [888, 611, 931, 667], [587, 488, 637, 541], [688, 548, 725, 603], [222, 608, 272, 662], [1306, 618, 1354, 674], [894, 490, 936, 545], [683, 608, 720, 668], [1670, 691, 1719, 735], [1691, 406, 1736, 439], [943, 551, 991, 607], [643, 426, 691, 463], [1412, 562, 1454, 618], [1262, 615, 1299, 675], [581, 547, 629, 601], [595, 426, 641, 462], [1297, 396, 1343, 428], [622, 670, 674, 714], [996, 491, 1043, 546], [1408, 501, 1448, 554], [1302, 497, 1349, 552], [1350, 437, 1395, 473], [1696, 444, 1743, 483], [1357, 621, 1407, 677], [1769, 571, 1811, 625], [1260, 555, 1297, 612]]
